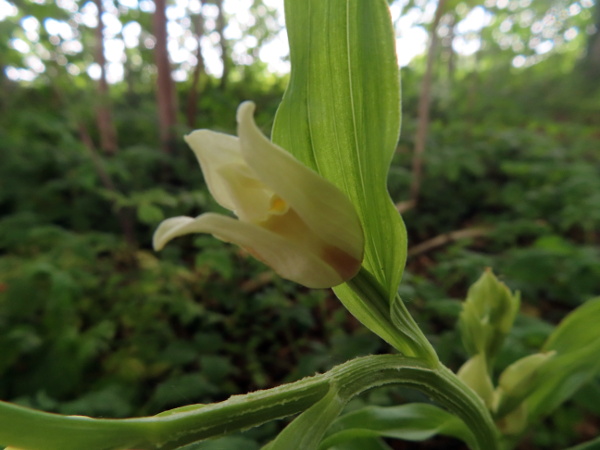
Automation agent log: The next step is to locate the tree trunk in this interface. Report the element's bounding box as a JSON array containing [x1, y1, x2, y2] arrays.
[[584, 2, 600, 78], [93, 0, 118, 155], [0, 58, 6, 114], [446, 13, 456, 82], [408, 0, 447, 207], [215, 0, 229, 91], [153, 0, 178, 153], [186, 2, 206, 128]]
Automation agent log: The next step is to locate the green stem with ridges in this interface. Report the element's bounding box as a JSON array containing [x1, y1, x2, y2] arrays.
[[0, 355, 497, 450]]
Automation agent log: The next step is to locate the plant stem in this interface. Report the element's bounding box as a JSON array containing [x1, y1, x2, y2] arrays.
[[0, 355, 498, 450]]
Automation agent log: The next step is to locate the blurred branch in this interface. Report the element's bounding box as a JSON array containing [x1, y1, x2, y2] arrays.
[[396, 199, 416, 214], [408, 226, 491, 258]]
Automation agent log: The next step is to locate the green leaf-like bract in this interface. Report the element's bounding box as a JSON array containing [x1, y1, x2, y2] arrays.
[[525, 297, 600, 420], [319, 403, 477, 449], [272, 0, 406, 300]]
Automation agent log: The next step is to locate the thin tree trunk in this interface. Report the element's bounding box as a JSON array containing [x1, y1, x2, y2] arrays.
[[123, 48, 136, 98], [94, 0, 118, 154], [215, 0, 229, 91], [584, 2, 600, 78], [186, 3, 206, 128], [446, 14, 456, 82], [43, 33, 134, 245], [154, 0, 178, 153], [408, 0, 447, 207], [0, 60, 6, 114]]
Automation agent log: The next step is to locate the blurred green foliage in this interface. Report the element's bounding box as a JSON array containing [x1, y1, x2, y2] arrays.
[[1, 4, 599, 449], [390, 56, 600, 448], [0, 79, 383, 431]]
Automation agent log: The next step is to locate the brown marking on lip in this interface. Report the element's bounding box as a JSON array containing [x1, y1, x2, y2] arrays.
[[320, 245, 361, 281]]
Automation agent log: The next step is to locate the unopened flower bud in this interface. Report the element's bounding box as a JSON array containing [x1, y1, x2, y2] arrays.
[[459, 269, 520, 362]]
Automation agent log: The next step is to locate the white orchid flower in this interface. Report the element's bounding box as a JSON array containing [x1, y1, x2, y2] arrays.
[[153, 102, 364, 288]]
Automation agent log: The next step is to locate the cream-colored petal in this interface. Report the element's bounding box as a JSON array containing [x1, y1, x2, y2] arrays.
[[153, 213, 349, 288], [236, 102, 363, 262], [184, 130, 274, 222], [184, 130, 241, 211], [154, 216, 198, 251], [213, 163, 275, 223]]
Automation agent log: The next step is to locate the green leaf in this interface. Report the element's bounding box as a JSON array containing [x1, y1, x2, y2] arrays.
[[542, 297, 600, 354], [525, 297, 600, 421], [390, 294, 439, 364], [494, 351, 555, 418], [268, 355, 498, 450], [457, 354, 495, 410], [564, 435, 600, 450], [137, 203, 165, 225], [272, 0, 406, 299], [181, 436, 261, 450], [337, 268, 438, 362], [458, 269, 520, 365], [322, 436, 392, 450], [265, 388, 345, 450], [319, 403, 477, 449]]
